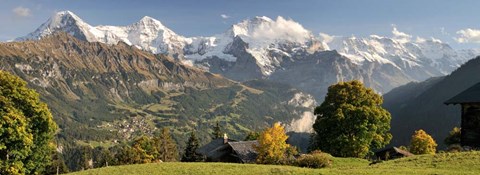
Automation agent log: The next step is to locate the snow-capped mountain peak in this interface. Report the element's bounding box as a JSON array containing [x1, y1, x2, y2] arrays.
[[133, 16, 168, 30], [17, 11, 188, 55], [122, 16, 187, 54], [52, 10, 83, 24], [228, 16, 274, 37], [320, 27, 477, 76], [16, 11, 98, 41], [15, 11, 480, 83]]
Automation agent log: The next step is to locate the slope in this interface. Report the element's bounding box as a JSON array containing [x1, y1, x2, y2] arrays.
[[0, 33, 314, 147], [383, 56, 480, 147]]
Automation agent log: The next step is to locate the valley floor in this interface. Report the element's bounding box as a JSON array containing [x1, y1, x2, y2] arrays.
[[68, 151, 480, 175]]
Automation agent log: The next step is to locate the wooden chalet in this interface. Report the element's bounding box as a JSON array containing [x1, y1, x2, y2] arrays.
[[197, 135, 258, 163], [445, 82, 480, 147]]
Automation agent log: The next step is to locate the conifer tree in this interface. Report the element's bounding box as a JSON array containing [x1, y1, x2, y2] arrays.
[[156, 128, 178, 162], [181, 132, 203, 162], [212, 122, 222, 139]]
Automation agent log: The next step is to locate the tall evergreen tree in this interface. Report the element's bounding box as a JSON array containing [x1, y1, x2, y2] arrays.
[[212, 122, 222, 140], [156, 128, 178, 162], [181, 132, 203, 162]]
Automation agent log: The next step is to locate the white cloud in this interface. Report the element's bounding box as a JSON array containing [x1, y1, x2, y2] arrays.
[[220, 14, 230, 19], [318, 32, 334, 43], [391, 25, 412, 43], [250, 16, 311, 43], [13, 6, 31, 17], [455, 28, 480, 43], [286, 111, 315, 133]]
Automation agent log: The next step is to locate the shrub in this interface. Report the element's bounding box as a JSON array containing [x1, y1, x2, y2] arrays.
[[444, 127, 461, 146], [409, 129, 437, 155], [296, 151, 332, 168]]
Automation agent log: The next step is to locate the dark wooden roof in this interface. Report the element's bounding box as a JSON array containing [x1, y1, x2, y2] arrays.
[[445, 82, 480, 105], [228, 141, 258, 163], [197, 139, 258, 163], [197, 138, 236, 158]]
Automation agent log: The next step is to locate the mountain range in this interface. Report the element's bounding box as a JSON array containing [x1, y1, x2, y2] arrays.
[[7, 10, 480, 148], [16, 11, 480, 101], [1, 33, 316, 147]]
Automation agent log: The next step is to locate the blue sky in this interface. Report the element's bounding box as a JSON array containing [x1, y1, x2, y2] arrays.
[[2, 0, 480, 48]]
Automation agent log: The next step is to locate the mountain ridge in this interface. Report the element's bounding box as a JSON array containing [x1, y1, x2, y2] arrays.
[[2, 33, 316, 146], [383, 56, 480, 147], [16, 11, 479, 100]]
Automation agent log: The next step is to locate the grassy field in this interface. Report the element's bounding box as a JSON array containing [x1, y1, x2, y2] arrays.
[[68, 151, 480, 175]]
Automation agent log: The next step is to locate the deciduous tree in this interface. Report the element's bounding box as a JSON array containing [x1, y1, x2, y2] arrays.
[[0, 71, 57, 174], [311, 80, 392, 158], [254, 122, 293, 164]]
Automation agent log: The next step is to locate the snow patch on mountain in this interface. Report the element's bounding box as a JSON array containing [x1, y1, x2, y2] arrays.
[[320, 27, 480, 75], [17, 11, 189, 55], [185, 16, 318, 75], [17, 11, 101, 42], [16, 11, 480, 79]]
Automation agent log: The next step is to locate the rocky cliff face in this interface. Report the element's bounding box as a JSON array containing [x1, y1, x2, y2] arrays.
[[1, 33, 315, 144]]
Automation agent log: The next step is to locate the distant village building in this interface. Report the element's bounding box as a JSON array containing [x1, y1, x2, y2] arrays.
[[374, 147, 413, 160], [445, 82, 480, 147], [197, 135, 258, 163]]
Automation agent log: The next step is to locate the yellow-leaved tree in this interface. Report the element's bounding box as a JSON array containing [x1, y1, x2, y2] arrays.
[[409, 129, 437, 154], [254, 122, 295, 164]]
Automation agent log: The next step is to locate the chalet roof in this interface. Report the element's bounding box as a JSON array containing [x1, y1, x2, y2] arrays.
[[228, 141, 258, 163], [392, 147, 414, 157], [375, 147, 414, 157], [445, 82, 480, 105], [197, 138, 236, 156]]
